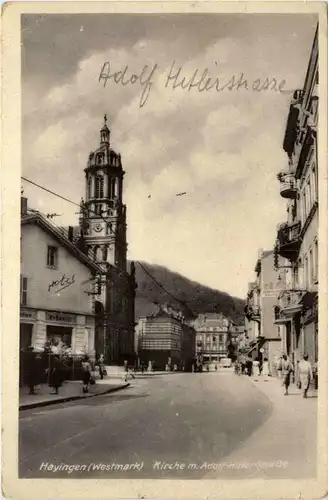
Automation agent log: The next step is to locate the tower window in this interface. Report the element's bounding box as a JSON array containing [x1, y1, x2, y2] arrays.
[[96, 153, 104, 165], [95, 204, 103, 215], [88, 177, 92, 198], [95, 176, 104, 198], [109, 178, 116, 199]]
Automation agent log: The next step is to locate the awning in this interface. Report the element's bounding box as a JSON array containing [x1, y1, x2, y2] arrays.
[[280, 304, 302, 317], [239, 337, 264, 355], [274, 317, 292, 325], [301, 291, 317, 307]]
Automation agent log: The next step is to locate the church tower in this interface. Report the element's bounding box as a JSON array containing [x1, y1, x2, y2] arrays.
[[79, 115, 127, 272]]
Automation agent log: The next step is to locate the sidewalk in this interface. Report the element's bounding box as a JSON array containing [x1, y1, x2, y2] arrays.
[[213, 374, 318, 479], [19, 378, 130, 411]]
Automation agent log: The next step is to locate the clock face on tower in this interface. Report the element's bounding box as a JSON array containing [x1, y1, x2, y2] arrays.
[[93, 223, 103, 233]]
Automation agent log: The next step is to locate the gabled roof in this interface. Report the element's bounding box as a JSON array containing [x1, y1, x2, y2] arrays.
[[21, 213, 103, 274]]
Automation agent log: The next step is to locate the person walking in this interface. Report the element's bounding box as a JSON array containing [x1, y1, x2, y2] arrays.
[[98, 353, 105, 380], [49, 355, 63, 395], [262, 357, 270, 381], [81, 355, 92, 394], [281, 354, 293, 395], [246, 357, 253, 377], [277, 356, 283, 379], [123, 360, 135, 382], [252, 358, 260, 378], [298, 354, 313, 398], [313, 360, 318, 390], [123, 360, 129, 382], [25, 346, 37, 395]]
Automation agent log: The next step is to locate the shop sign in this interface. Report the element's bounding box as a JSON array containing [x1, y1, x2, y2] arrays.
[[46, 311, 76, 324], [20, 308, 36, 320]]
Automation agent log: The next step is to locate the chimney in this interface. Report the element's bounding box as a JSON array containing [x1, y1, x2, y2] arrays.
[[68, 226, 74, 241], [21, 196, 28, 216]]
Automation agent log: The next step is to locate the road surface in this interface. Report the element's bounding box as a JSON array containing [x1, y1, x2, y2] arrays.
[[19, 372, 316, 479]]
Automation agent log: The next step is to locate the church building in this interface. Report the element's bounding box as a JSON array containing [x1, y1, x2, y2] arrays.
[[78, 115, 136, 365]]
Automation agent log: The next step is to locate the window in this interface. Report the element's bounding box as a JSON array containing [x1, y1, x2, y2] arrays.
[[20, 275, 27, 305], [95, 176, 104, 198], [293, 265, 299, 288], [311, 165, 317, 203], [304, 256, 309, 287], [88, 177, 92, 198], [96, 153, 104, 165], [314, 240, 318, 281], [309, 248, 314, 284], [47, 246, 58, 268], [302, 190, 307, 225], [109, 178, 116, 199], [307, 179, 312, 211], [95, 204, 102, 215]]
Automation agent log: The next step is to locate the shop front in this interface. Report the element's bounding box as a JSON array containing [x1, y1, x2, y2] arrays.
[[300, 292, 318, 364], [20, 307, 95, 355]]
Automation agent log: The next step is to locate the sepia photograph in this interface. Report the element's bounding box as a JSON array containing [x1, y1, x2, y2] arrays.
[[1, 2, 327, 499]]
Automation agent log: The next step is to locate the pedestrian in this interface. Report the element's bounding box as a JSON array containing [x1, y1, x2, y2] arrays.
[[277, 356, 283, 378], [252, 358, 260, 378], [25, 346, 37, 395], [313, 360, 318, 390], [81, 355, 92, 393], [262, 357, 270, 381], [49, 355, 63, 395], [98, 353, 105, 380], [123, 360, 129, 382], [281, 354, 293, 396], [215, 363, 218, 372], [246, 357, 253, 377], [298, 354, 313, 398]]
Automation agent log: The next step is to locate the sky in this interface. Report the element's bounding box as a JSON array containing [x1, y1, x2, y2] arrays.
[[21, 13, 318, 299]]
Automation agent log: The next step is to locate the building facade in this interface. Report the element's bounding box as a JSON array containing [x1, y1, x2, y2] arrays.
[[193, 313, 230, 363], [244, 281, 261, 344], [244, 249, 284, 367], [20, 206, 102, 358], [275, 26, 318, 367], [136, 304, 195, 370], [77, 116, 136, 364]]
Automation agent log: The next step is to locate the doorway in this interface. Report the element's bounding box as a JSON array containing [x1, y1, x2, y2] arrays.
[[19, 323, 33, 386]]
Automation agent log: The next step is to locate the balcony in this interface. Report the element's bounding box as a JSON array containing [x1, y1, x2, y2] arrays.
[[276, 221, 301, 259], [244, 305, 260, 321], [274, 289, 304, 323], [278, 172, 297, 199]]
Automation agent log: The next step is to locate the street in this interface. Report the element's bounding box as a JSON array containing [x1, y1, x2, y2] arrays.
[[19, 372, 317, 479]]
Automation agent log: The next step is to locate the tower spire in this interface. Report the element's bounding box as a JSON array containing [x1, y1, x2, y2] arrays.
[[100, 113, 110, 145]]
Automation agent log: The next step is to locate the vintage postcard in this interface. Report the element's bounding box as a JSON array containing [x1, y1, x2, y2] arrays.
[[1, 1, 328, 499]]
